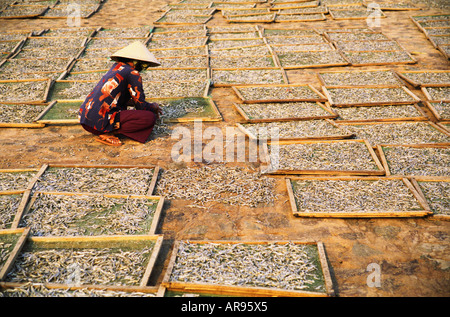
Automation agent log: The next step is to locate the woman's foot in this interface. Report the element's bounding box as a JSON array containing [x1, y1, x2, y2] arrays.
[[95, 134, 122, 146]]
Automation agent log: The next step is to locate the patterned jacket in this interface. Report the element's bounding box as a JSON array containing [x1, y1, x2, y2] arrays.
[[79, 62, 158, 133]]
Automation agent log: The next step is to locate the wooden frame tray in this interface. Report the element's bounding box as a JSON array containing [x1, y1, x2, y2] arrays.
[[232, 84, 327, 103], [0, 228, 30, 281], [0, 79, 52, 104], [233, 101, 337, 122], [410, 177, 450, 221], [317, 69, 404, 88], [0, 103, 48, 128], [225, 13, 277, 23], [0, 281, 160, 297], [395, 70, 450, 88], [341, 50, 417, 66], [4, 234, 163, 288], [146, 96, 222, 123], [161, 240, 334, 297], [14, 191, 165, 236], [143, 79, 211, 99], [286, 176, 431, 218], [35, 100, 80, 125], [339, 121, 450, 147], [32, 164, 160, 196], [275, 50, 350, 69], [0, 4, 48, 19], [333, 104, 428, 123], [377, 144, 450, 177], [261, 139, 385, 175], [237, 119, 354, 141], [322, 86, 421, 107], [274, 13, 327, 22], [47, 80, 96, 102], [211, 68, 289, 87]]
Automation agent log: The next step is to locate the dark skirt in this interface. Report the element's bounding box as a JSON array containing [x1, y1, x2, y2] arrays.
[[81, 110, 157, 144]]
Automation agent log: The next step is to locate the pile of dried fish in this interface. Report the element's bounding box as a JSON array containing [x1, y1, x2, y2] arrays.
[[158, 98, 205, 119], [325, 32, 389, 42], [147, 37, 207, 49], [151, 30, 206, 40], [0, 5, 47, 17], [429, 101, 450, 119], [21, 193, 157, 236], [291, 178, 423, 213], [400, 72, 450, 85], [0, 81, 49, 102], [141, 68, 208, 82], [275, 14, 326, 22], [6, 247, 153, 286], [342, 51, 415, 65], [277, 51, 347, 67], [334, 104, 423, 121], [269, 141, 380, 172], [87, 38, 144, 49], [226, 13, 276, 23], [212, 69, 285, 85], [23, 37, 86, 50], [157, 56, 209, 68], [235, 85, 322, 101], [263, 29, 318, 37], [0, 171, 35, 191], [95, 27, 151, 38], [14, 47, 82, 59], [319, 70, 402, 87], [424, 87, 450, 101], [343, 122, 450, 146], [238, 102, 332, 120], [0, 104, 46, 123], [381, 146, 450, 176], [207, 39, 265, 50], [208, 32, 261, 40], [143, 80, 208, 98], [336, 40, 402, 51], [0, 240, 13, 265], [155, 166, 277, 207], [265, 35, 326, 45], [33, 167, 155, 195], [327, 87, 415, 105], [169, 241, 326, 292], [70, 58, 112, 72], [150, 46, 207, 59], [240, 120, 349, 139], [416, 181, 449, 215], [270, 43, 333, 53], [210, 56, 275, 68], [52, 81, 96, 100], [209, 45, 271, 57], [0, 195, 21, 229], [0, 282, 157, 297]]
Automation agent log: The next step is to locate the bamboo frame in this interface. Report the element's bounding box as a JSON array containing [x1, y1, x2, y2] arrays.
[[341, 50, 417, 66], [286, 176, 432, 218], [32, 164, 160, 196], [328, 6, 386, 20], [12, 191, 165, 235], [233, 101, 338, 122], [410, 177, 450, 221], [0, 228, 30, 281], [377, 144, 450, 177], [437, 44, 450, 60], [7, 234, 163, 288], [395, 70, 450, 88], [261, 139, 386, 176], [161, 240, 335, 297], [237, 119, 354, 142], [232, 83, 327, 103], [321, 86, 421, 107]]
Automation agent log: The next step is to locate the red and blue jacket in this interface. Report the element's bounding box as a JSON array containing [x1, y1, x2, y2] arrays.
[[79, 62, 158, 133]]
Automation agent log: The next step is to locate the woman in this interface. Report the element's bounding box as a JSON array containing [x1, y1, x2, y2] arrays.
[[79, 41, 162, 146]]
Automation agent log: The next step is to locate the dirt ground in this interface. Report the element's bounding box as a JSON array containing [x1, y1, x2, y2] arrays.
[[0, 0, 449, 297]]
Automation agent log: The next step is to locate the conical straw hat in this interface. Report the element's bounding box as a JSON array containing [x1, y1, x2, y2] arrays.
[[111, 41, 160, 67]]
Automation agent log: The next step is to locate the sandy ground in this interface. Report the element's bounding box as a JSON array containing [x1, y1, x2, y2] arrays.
[[0, 0, 449, 297]]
